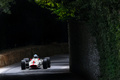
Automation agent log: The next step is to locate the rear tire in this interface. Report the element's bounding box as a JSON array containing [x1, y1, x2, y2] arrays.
[[23, 58, 29, 62], [43, 58, 48, 69], [21, 60, 26, 70], [45, 57, 51, 68], [23, 58, 29, 68]]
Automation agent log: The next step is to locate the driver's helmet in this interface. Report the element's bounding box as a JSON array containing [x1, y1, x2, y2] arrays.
[[33, 54, 39, 58]]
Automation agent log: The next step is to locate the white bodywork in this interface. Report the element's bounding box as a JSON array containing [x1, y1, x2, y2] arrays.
[[29, 58, 43, 68]]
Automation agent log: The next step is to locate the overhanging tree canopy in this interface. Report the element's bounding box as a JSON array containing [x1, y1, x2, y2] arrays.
[[0, 0, 14, 14]]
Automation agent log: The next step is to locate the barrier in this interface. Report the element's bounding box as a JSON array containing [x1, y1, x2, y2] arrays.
[[0, 43, 68, 67]]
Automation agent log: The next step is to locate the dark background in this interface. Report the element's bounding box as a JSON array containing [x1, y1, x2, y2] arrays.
[[0, 0, 68, 50]]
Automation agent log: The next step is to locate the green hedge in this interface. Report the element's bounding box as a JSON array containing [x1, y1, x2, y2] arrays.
[[89, 1, 120, 80]]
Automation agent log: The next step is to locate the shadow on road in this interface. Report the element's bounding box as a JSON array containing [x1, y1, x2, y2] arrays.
[[0, 72, 85, 80], [0, 73, 86, 80]]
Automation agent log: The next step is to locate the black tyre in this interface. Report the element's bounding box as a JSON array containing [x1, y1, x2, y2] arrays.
[[21, 60, 26, 70], [43, 58, 48, 69], [45, 57, 51, 68], [23, 58, 29, 68]]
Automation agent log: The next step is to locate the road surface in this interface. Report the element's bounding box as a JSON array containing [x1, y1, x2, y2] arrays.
[[0, 54, 84, 80]]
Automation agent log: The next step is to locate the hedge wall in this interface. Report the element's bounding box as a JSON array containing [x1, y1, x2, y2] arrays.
[[89, 1, 120, 80]]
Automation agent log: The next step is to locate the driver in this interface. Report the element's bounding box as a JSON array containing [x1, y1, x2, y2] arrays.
[[33, 54, 39, 58]]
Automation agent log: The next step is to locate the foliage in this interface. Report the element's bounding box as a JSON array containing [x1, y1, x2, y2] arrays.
[[35, 0, 120, 80], [0, 0, 33, 14], [0, 0, 15, 14], [35, 0, 76, 20], [89, 0, 120, 80]]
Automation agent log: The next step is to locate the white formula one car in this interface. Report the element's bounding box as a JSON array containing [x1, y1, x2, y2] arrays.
[[21, 54, 51, 70]]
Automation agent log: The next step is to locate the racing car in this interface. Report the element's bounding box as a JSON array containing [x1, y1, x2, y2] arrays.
[[21, 54, 51, 70]]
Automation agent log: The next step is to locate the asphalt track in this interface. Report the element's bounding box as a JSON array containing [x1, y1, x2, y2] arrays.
[[0, 54, 84, 80]]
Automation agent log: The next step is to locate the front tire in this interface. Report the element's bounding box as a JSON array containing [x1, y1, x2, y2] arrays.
[[43, 58, 48, 69], [21, 60, 26, 70]]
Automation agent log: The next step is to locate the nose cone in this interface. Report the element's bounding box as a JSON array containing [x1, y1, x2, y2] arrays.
[[33, 61, 35, 63]]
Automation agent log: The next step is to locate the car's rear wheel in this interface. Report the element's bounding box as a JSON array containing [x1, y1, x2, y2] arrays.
[[24, 58, 29, 62], [45, 57, 51, 68], [43, 58, 48, 69], [23, 58, 29, 68], [21, 60, 26, 70]]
